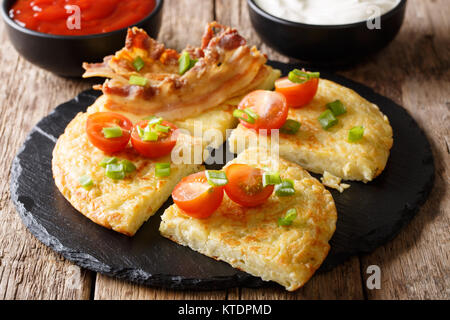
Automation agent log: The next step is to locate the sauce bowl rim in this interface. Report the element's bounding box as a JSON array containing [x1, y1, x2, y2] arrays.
[[247, 0, 407, 29], [1, 0, 164, 40]]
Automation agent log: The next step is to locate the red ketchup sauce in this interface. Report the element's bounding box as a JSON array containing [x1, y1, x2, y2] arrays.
[[9, 0, 156, 36]]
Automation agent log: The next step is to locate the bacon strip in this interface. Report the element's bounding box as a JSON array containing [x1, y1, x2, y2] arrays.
[[83, 22, 273, 121]]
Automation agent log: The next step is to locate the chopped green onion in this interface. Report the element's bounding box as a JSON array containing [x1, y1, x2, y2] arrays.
[[101, 159, 134, 179], [79, 175, 93, 189], [155, 163, 171, 177], [348, 126, 364, 142], [243, 108, 259, 120], [138, 118, 164, 140], [233, 110, 246, 122], [263, 171, 282, 187], [106, 163, 125, 180], [288, 69, 320, 84], [205, 170, 228, 186], [275, 179, 295, 197], [154, 124, 170, 133], [147, 117, 163, 126], [279, 179, 294, 188], [179, 52, 190, 75], [102, 126, 123, 139], [308, 72, 320, 78], [142, 130, 158, 141], [278, 208, 297, 226], [179, 52, 197, 75], [129, 75, 148, 86], [99, 157, 118, 168], [233, 108, 257, 124], [132, 56, 145, 71], [292, 69, 320, 78], [137, 126, 145, 138], [326, 100, 346, 116], [280, 119, 301, 134], [189, 58, 198, 69], [275, 188, 296, 197], [120, 160, 136, 173], [318, 109, 338, 130]]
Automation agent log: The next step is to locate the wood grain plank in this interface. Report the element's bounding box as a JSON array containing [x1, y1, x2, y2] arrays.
[[94, 274, 226, 300], [215, 0, 292, 64], [0, 20, 93, 299], [156, 0, 216, 51], [240, 258, 364, 300]]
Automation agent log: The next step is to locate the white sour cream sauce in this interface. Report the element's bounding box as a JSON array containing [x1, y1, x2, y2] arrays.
[[254, 0, 401, 25]]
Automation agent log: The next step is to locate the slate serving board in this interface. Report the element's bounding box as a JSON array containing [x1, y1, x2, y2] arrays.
[[10, 62, 435, 290]]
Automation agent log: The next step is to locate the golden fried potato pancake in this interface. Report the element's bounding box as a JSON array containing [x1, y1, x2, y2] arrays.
[[229, 79, 393, 182], [52, 111, 203, 236], [159, 148, 337, 291]]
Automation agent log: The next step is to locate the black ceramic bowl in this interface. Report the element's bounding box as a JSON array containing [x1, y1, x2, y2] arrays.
[[1, 0, 164, 77], [248, 0, 407, 64]]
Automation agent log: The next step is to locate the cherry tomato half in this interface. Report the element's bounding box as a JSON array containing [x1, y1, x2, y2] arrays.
[[131, 120, 178, 159], [237, 90, 288, 132], [224, 164, 274, 207], [275, 76, 319, 108], [86, 112, 132, 153], [172, 171, 224, 219]]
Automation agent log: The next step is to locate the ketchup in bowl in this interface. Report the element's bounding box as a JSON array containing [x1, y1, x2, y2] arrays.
[[9, 0, 156, 36]]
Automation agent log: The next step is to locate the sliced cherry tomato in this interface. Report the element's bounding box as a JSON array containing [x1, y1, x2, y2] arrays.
[[275, 76, 319, 108], [131, 120, 178, 159], [86, 112, 132, 153], [172, 171, 224, 219], [237, 90, 288, 132], [224, 164, 274, 207]]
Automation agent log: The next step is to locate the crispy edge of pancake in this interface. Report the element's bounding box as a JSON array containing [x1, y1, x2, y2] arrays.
[[159, 147, 337, 291], [228, 79, 393, 182], [52, 111, 204, 236]]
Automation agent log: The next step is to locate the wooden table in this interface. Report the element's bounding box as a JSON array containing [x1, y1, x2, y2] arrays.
[[0, 0, 448, 300]]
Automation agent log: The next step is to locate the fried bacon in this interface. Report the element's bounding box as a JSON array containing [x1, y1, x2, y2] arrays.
[[83, 22, 272, 121]]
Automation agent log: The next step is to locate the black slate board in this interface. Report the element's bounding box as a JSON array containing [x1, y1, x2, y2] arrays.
[[10, 61, 435, 290]]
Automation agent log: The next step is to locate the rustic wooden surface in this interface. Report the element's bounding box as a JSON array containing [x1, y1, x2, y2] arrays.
[[0, 0, 448, 300]]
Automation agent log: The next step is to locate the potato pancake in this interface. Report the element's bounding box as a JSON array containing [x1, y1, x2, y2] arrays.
[[229, 79, 393, 182], [52, 111, 203, 236], [159, 148, 337, 291]]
